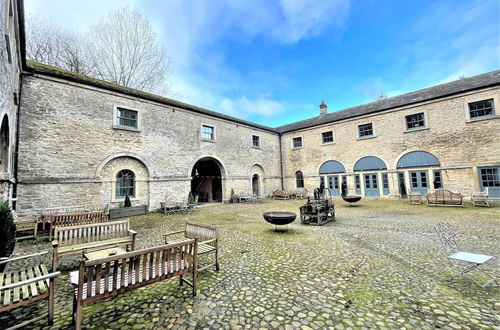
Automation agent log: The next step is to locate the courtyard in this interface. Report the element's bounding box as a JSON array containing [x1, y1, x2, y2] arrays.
[[1, 199, 499, 329]]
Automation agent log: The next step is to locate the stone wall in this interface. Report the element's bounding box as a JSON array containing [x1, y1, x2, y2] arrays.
[[17, 75, 282, 215], [0, 0, 22, 204], [281, 87, 500, 198]]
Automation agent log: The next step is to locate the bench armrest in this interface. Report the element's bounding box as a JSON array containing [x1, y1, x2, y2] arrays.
[[129, 230, 137, 235], [52, 240, 59, 248], [200, 238, 217, 245], [0, 251, 48, 265], [163, 230, 184, 237], [0, 271, 60, 291]]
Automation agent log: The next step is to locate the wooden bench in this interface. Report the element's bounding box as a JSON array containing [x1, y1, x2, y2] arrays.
[[294, 188, 308, 199], [70, 240, 198, 330], [0, 251, 60, 329], [164, 221, 219, 272], [12, 211, 38, 240], [52, 220, 137, 271], [408, 192, 422, 205], [47, 211, 107, 240], [426, 189, 463, 206], [41, 205, 89, 231], [272, 188, 290, 199], [471, 188, 489, 207]]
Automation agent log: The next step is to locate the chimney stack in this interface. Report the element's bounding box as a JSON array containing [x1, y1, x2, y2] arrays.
[[319, 100, 328, 115]]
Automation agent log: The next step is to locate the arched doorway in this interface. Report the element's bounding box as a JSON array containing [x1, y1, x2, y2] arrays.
[[0, 116, 9, 174], [252, 174, 260, 196], [191, 157, 223, 202]]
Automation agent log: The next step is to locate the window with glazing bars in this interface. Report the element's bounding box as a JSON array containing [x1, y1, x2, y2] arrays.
[[296, 171, 304, 188], [322, 131, 333, 143], [202, 125, 215, 140], [433, 170, 442, 188], [116, 170, 135, 198], [480, 168, 500, 187], [292, 137, 303, 148], [252, 135, 260, 147], [469, 99, 494, 119], [358, 123, 373, 137], [117, 108, 138, 129], [406, 113, 425, 129]]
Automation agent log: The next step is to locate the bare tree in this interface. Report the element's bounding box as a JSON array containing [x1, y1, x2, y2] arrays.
[[26, 8, 171, 95], [26, 16, 96, 75], [87, 7, 171, 94]]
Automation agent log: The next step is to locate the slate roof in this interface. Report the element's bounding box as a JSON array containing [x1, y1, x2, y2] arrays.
[[276, 70, 500, 133], [25, 61, 277, 133], [26, 61, 500, 135]]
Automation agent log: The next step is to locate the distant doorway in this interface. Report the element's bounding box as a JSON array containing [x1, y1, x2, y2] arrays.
[[252, 174, 260, 196], [191, 157, 223, 202]]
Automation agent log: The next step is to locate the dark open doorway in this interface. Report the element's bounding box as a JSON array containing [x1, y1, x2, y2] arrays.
[[252, 174, 260, 196], [191, 157, 223, 202]]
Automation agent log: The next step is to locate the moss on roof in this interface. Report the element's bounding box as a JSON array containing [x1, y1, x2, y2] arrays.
[[26, 60, 277, 133]]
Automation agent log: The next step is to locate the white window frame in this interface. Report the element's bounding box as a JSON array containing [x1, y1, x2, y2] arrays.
[[200, 124, 216, 142], [321, 131, 334, 144], [357, 123, 375, 139], [464, 94, 499, 123], [292, 136, 303, 149], [113, 105, 141, 132], [403, 111, 429, 133]]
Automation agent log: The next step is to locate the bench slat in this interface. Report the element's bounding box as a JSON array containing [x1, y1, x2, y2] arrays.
[[12, 272, 20, 303], [3, 272, 11, 306], [27, 267, 37, 297]]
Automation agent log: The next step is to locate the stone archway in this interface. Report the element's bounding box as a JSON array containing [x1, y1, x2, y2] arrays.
[[252, 174, 260, 196], [191, 157, 224, 202]]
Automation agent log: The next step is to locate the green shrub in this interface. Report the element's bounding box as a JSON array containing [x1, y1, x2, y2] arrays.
[[230, 189, 236, 202], [124, 195, 132, 207], [0, 202, 15, 257], [188, 191, 195, 204]]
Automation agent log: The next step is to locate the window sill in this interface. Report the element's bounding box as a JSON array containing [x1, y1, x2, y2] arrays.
[[113, 126, 141, 132], [292, 147, 304, 150], [404, 127, 429, 133], [321, 142, 335, 146], [465, 115, 499, 124], [252, 146, 261, 149], [357, 135, 376, 141], [201, 138, 216, 143], [112, 197, 140, 203]]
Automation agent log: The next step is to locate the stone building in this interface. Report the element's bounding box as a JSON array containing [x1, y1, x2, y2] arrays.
[[2, 0, 500, 215]]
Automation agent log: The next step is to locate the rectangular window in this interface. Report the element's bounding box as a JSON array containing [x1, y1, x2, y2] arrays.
[[406, 113, 425, 130], [116, 108, 138, 129], [411, 172, 418, 188], [480, 168, 500, 187], [469, 99, 494, 120], [201, 125, 215, 140], [355, 175, 361, 195], [382, 173, 389, 195], [252, 135, 260, 148], [292, 137, 303, 149], [358, 123, 373, 138], [322, 131, 333, 144], [320, 176, 325, 187], [334, 176, 339, 189], [421, 171, 427, 188], [328, 176, 334, 189], [433, 170, 442, 189], [365, 175, 371, 189]]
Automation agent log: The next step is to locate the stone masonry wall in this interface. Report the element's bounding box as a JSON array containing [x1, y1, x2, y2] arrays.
[[18, 75, 282, 215], [281, 87, 500, 198]]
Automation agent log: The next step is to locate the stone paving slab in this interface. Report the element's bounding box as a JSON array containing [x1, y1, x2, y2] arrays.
[[1, 199, 499, 329]]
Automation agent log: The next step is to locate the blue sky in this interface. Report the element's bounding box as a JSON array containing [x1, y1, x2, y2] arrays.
[[25, 0, 499, 127]]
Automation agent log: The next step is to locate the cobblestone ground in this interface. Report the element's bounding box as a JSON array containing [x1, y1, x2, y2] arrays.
[[1, 199, 499, 329]]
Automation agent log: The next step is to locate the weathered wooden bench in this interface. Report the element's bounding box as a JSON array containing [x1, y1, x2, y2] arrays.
[[471, 188, 489, 207], [46, 211, 107, 241], [426, 189, 463, 206], [0, 251, 60, 329], [408, 192, 422, 205], [70, 240, 198, 330], [52, 220, 136, 271], [12, 210, 38, 240], [272, 188, 290, 200], [294, 188, 308, 199], [164, 221, 219, 272], [41, 205, 89, 231]]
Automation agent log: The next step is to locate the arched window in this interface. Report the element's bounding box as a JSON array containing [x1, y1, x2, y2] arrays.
[[116, 170, 135, 198], [296, 171, 304, 189]]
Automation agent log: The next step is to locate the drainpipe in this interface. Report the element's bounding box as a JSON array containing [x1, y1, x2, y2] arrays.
[[12, 75, 23, 211], [278, 133, 284, 190]]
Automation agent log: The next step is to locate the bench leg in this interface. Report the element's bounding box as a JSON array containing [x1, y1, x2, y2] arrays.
[[215, 249, 220, 272], [48, 277, 55, 324], [179, 275, 183, 286], [74, 302, 83, 330]]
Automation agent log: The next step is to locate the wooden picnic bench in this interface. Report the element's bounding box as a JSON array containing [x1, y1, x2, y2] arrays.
[[70, 240, 198, 330], [0, 251, 60, 329], [12, 210, 38, 240], [52, 220, 136, 271], [471, 188, 489, 207], [426, 189, 463, 206], [164, 221, 219, 272], [46, 211, 107, 240]]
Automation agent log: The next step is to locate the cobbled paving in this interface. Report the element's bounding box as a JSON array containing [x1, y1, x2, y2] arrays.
[[1, 199, 499, 329]]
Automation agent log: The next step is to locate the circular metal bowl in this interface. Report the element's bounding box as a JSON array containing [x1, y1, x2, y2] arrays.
[[342, 195, 362, 203], [263, 211, 297, 226]]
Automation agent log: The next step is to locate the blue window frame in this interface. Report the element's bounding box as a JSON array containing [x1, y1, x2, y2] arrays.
[[433, 170, 442, 189], [382, 173, 389, 195], [355, 175, 361, 195]]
